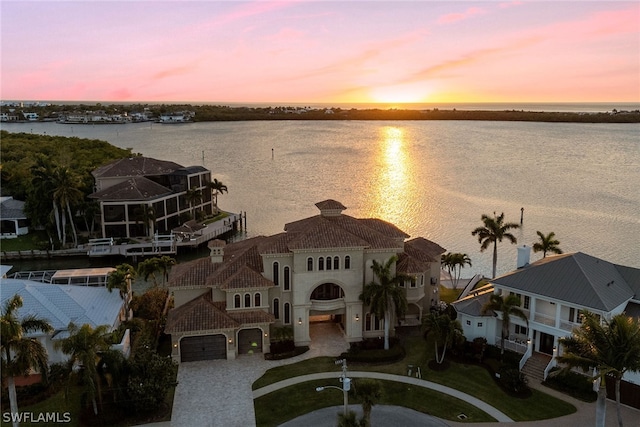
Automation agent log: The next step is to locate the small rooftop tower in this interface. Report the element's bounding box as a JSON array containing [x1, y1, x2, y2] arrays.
[[517, 245, 531, 269], [208, 239, 226, 264], [315, 199, 346, 217]]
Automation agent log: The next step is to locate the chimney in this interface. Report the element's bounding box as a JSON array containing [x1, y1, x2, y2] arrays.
[[208, 239, 225, 264], [517, 245, 531, 269]]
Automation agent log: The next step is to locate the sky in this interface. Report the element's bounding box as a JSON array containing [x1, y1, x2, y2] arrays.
[[1, 1, 639, 104]]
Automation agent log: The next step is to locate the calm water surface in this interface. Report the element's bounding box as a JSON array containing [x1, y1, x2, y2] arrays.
[[3, 120, 639, 277]]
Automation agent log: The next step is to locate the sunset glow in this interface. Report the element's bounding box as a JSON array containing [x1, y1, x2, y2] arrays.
[[1, 1, 638, 104]]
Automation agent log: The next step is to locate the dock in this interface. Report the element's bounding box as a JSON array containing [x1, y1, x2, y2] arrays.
[[87, 212, 244, 258]]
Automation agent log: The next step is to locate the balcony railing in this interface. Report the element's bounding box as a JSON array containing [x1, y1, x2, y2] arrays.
[[495, 336, 528, 354]]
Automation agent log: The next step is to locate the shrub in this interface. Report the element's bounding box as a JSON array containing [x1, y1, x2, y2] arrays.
[[544, 368, 597, 402]]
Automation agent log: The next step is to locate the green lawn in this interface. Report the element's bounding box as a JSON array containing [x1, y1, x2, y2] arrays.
[[1, 385, 83, 427], [439, 285, 461, 303], [252, 336, 577, 425], [254, 378, 495, 427], [0, 231, 50, 252]]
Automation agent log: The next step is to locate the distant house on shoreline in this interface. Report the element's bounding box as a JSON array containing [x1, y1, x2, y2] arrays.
[[0, 196, 29, 239], [165, 199, 446, 362], [88, 156, 215, 239]]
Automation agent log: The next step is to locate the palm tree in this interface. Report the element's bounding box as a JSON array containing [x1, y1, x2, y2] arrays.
[[208, 178, 228, 213], [471, 212, 520, 278], [30, 156, 61, 243], [156, 256, 177, 286], [132, 204, 155, 237], [558, 312, 640, 427], [533, 231, 563, 258], [441, 252, 472, 290], [55, 323, 113, 415], [107, 264, 136, 320], [481, 293, 528, 356], [1, 295, 53, 427], [184, 188, 202, 219], [336, 411, 360, 427], [51, 166, 83, 247], [423, 312, 464, 364], [354, 379, 382, 427], [360, 256, 409, 350], [138, 257, 162, 287]]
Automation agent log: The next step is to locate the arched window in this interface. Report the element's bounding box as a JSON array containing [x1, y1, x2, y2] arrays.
[[254, 293, 261, 307], [284, 303, 291, 324], [307, 257, 313, 271], [345, 256, 351, 269], [234, 294, 241, 308], [273, 261, 279, 286], [244, 293, 251, 307], [318, 257, 324, 271], [334, 256, 339, 269], [284, 266, 290, 291], [273, 298, 280, 319], [326, 256, 332, 270]]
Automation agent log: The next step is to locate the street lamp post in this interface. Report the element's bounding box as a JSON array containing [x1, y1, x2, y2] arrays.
[[316, 359, 351, 415]]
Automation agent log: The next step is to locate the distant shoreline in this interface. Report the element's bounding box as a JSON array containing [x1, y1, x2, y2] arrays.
[[2, 102, 639, 124]]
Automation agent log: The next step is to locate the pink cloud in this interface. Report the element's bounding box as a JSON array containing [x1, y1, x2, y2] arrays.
[[498, 1, 523, 9], [438, 7, 485, 24], [153, 65, 196, 80], [266, 27, 306, 42]]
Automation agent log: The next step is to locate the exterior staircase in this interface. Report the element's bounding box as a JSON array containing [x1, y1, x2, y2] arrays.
[[521, 352, 552, 385]]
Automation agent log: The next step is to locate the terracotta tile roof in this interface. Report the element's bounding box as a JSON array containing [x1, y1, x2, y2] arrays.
[[93, 156, 183, 178], [169, 257, 216, 289], [404, 237, 447, 263], [219, 266, 275, 290], [396, 253, 429, 274], [165, 294, 274, 334], [287, 219, 372, 250], [165, 293, 239, 333], [89, 176, 173, 201]]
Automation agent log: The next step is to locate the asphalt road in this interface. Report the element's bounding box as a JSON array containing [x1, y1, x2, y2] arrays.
[[279, 405, 450, 427]]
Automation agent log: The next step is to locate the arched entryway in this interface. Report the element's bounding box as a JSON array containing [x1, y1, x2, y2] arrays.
[[238, 328, 263, 354]]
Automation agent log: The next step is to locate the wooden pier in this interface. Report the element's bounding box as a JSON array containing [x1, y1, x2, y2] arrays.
[[87, 212, 244, 258]]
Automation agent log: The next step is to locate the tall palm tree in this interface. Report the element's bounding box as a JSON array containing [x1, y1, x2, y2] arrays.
[[533, 231, 563, 258], [184, 188, 202, 220], [51, 166, 83, 247], [360, 256, 409, 350], [29, 156, 61, 242], [132, 204, 155, 237], [441, 252, 472, 290], [471, 212, 520, 278], [156, 256, 177, 286], [354, 379, 382, 427], [1, 295, 53, 427], [208, 178, 228, 213], [423, 312, 464, 364], [138, 257, 162, 287], [558, 312, 640, 427], [107, 264, 136, 320], [481, 293, 528, 356], [55, 323, 113, 415]]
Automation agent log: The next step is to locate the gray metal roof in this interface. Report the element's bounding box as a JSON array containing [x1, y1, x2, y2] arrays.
[[0, 278, 124, 333], [89, 176, 173, 201], [492, 252, 636, 312], [451, 285, 494, 317], [0, 197, 26, 220]]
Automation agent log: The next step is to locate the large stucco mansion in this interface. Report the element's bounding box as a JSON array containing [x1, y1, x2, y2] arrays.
[[165, 200, 445, 362]]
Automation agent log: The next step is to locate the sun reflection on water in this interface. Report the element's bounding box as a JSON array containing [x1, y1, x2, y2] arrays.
[[362, 126, 418, 231]]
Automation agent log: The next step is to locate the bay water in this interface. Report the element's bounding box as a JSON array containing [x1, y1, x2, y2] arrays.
[[3, 119, 638, 278]]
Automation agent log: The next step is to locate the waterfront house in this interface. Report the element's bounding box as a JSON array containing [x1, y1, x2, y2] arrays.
[[0, 196, 29, 238], [0, 278, 129, 364], [165, 200, 445, 362], [88, 156, 215, 239], [452, 247, 640, 406]]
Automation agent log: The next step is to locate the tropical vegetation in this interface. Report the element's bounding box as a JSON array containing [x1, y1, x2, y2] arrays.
[[208, 178, 228, 212], [481, 293, 528, 356], [441, 252, 472, 289], [1, 295, 53, 427], [106, 263, 136, 321], [1, 131, 132, 248], [471, 212, 520, 278], [558, 312, 640, 427], [533, 231, 563, 258], [360, 256, 410, 350], [422, 311, 464, 365], [354, 378, 382, 427]]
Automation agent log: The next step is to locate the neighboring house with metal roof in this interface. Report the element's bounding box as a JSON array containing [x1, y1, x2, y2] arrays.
[[165, 200, 446, 362], [89, 157, 215, 239], [0, 196, 28, 238], [0, 278, 128, 364], [452, 247, 640, 388]]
